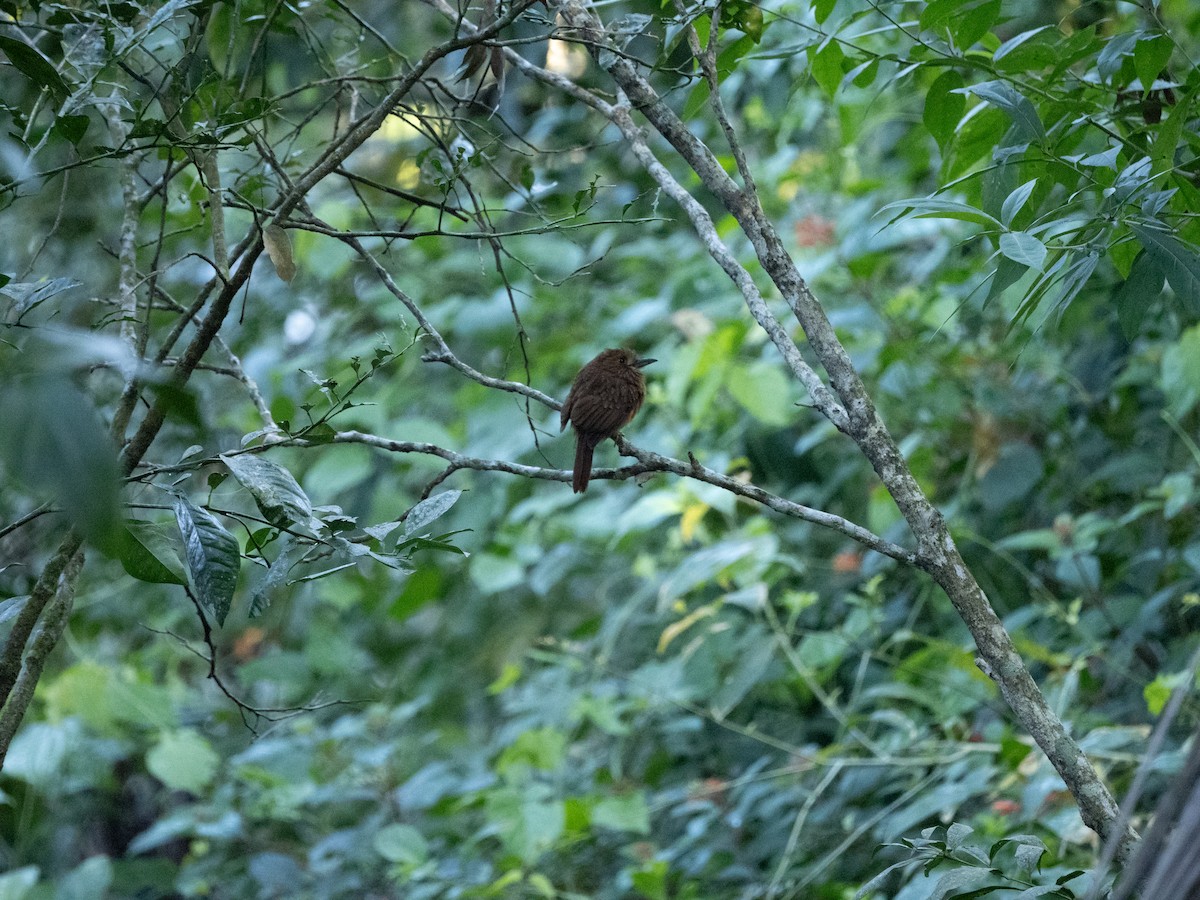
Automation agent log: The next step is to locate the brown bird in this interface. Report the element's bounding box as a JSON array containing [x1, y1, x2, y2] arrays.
[[560, 348, 655, 493]]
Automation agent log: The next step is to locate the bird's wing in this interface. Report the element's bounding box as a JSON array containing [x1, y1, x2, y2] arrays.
[[567, 386, 640, 440], [560, 385, 576, 432]]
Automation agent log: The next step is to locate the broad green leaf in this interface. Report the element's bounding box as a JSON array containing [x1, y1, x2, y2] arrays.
[[1131, 224, 1200, 314], [924, 70, 965, 150], [497, 728, 566, 773], [0, 376, 121, 553], [248, 535, 301, 617], [727, 363, 792, 425], [966, 81, 1044, 141], [173, 496, 240, 626], [403, 489, 463, 537], [51, 113, 90, 145], [951, 0, 1000, 49], [1115, 250, 1166, 338], [919, 0, 962, 31], [999, 232, 1046, 269], [119, 521, 187, 586], [682, 79, 711, 120], [57, 855, 114, 900], [1144, 672, 1189, 716], [0, 867, 38, 900], [1132, 32, 1171, 92], [1097, 31, 1139, 83], [808, 39, 844, 98], [813, 0, 837, 24], [844, 57, 879, 90], [146, 729, 219, 795], [222, 453, 314, 529], [1152, 85, 1192, 175], [592, 793, 650, 834], [978, 442, 1043, 510], [373, 823, 429, 865], [0, 34, 68, 97], [1161, 325, 1200, 418]]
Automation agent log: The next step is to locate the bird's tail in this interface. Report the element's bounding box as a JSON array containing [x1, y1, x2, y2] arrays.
[[573, 437, 595, 493]]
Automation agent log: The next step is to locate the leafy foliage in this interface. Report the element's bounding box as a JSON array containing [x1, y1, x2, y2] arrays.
[[0, 0, 1198, 897]]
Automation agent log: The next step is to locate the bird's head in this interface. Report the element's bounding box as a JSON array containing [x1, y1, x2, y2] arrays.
[[608, 348, 656, 369]]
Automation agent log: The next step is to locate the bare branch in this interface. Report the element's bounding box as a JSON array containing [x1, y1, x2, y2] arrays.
[[304, 430, 917, 565], [0, 541, 85, 768]]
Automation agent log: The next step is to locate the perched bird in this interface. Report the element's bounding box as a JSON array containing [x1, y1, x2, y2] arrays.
[[560, 349, 655, 493]]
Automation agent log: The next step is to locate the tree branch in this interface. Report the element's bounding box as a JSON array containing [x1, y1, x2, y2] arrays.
[[550, 0, 1134, 858]]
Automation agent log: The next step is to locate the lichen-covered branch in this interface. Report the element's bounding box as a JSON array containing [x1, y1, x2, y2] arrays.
[[550, 0, 1134, 859]]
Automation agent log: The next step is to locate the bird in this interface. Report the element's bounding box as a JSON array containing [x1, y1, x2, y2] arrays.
[[560, 348, 655, 493]]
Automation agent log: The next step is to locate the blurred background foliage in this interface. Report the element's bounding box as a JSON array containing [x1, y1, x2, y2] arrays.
[[0, 0, 1199, 896]]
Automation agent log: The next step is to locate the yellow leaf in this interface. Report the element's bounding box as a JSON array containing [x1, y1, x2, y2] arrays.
[[679, 502, 708, 542], [657, 603, 717, 654], [263, 223, 296, 282]]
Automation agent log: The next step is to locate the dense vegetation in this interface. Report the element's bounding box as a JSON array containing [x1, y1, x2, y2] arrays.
[[1, 0, 1198, 896]]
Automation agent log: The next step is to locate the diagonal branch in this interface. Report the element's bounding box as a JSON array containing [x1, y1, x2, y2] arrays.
[[546, 0, 1133, 859]]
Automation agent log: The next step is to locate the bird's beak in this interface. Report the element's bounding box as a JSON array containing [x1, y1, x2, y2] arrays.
[[634, 357, 657, 368]]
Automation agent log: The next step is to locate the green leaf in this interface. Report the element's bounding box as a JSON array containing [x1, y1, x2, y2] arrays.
[[1131, 224, 1200, 315], [919, 0, 960, 31], [813, 0, 837, 25], [808, 39, 845, 98], [727, 363, 793, 425], [0, 34, 69, 98], [1144, 672, 1188, 716], [966, 81, 1044, 141], [0, 866, 38, 900], [952, 0, 1000, 49], [248, 535, 301, 617], [631, 861, 669, 900], [221, 453, 314, 529], [0, 376, 121, 553], [1115, 250, 1166, 338], [52, 113, 90, 145], [924, 70, 965, 150], [497, 728, 566, 773], [57, 855, 114, 900], [682, 78, 711, 120], [1133, 33, 1172, 92], [986, 256, 1029, 304], [173, 496, 240, 626], [1161, 325, 1200, 419], [301, 421, 336, 444], [999, 232, 1046, 269], [402, 489, 462, 537], [880, 197, 999, 228], [978, 442, 1043, 510], [146, 729, 219, 795], [993, 26, 1052, 63], [1152, 84, 1192, 175], [1000, 179, 1036, 227], [145, 382, 203, 429], [592, 793, 651, 834], [118, 521, 187, 586], [373, 823, 429, 865]]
